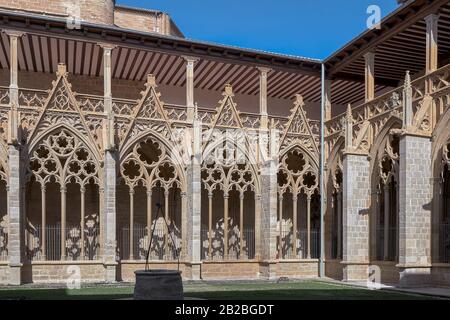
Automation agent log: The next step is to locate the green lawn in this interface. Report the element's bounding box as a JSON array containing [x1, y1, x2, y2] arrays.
[[0, 280, 441, 300]]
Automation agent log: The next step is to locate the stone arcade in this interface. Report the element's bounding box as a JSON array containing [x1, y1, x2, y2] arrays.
[[0, 0, 448, 288]]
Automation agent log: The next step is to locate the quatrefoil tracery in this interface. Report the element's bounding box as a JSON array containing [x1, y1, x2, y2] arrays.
[[121, 137, 182, 191], [278, 147, 318, 196], [28, 129, 100, 187]]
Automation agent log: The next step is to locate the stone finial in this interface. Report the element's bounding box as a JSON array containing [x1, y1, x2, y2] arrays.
[[346, 103, 353, 122], [403, 70, 413, 128], [224, 84, 233, 96], [57, 63, 67, 77], [344, 104, 354, 150], [294, 94, 304, 106], [146, 74, 156, 87], [404, 70, 411, 88]]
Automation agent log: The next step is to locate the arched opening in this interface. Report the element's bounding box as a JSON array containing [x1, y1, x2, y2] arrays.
[[277, 147, 320, 260], [373, 133, 399, 262], [201, 140, 257, 261], [330, 167, 343, 260], [25, 129, 100, 261], [118, 136, 184, 261]]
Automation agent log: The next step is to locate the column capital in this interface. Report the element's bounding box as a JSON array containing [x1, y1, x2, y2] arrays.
[[2, 30, 25, 38], [97, 43, 117, 51], [424, 13, 440, 24], [257, 66, 272, 74], [363, 51, 376, 59], [182, 55, 199, 64]]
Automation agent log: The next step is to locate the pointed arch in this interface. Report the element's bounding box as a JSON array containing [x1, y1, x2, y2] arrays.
[[368, 115, 402, 262], [25, 124, 101, 262], [430, 104, 450, 264]]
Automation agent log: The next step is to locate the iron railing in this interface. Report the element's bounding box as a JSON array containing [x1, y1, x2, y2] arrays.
[[439, 223, 450, 263], [27, 225, 100, 261], [0, 226, 7, 261], [117, 224, 181, 261], [278, 229, 320, 260], [375, 226, 398, 261], [200, 228, 255, 260]]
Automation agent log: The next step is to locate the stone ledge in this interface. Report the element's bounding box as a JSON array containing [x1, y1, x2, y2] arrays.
[[31, 260, 104, 266], [396, 263, 432, 269], [120, 260, 187, 264]]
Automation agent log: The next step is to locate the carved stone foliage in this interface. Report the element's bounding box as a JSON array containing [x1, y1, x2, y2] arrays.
[[278, 146, 319, 197], [27, 129, 100, 187], [120, 137, 183, 192]]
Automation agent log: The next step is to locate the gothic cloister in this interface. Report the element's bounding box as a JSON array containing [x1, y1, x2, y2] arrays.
[[0, 0, 449, 287]]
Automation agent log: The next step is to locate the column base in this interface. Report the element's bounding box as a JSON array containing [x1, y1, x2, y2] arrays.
[[189, 261, 202, 280], [397, 266, 432, 288], [8, 263, 23, 285], [259, 261, 277, 280], [104, 263, 117, 283], [341, 262, 370, 282]]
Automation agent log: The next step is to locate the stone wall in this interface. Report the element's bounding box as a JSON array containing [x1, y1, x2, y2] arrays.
[[277, 260, 319, 278], [23, 262, 106, 283], [0, 264, 9, 284]]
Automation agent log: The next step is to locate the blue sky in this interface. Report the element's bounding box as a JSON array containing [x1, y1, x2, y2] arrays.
[[118, 0, 399, 60]]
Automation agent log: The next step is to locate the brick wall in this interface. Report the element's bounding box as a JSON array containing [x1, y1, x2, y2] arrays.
[[114, 7, 158, 34], [0, 0, 115, 25]]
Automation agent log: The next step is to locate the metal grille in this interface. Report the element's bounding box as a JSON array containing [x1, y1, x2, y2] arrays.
[[440, 223, 450, 263], [200, 228, 255, 260], [375, 226, 398, 261], [0, 226, 7, 261], [117, 224, 181, 261], [279, 229, 320, 259], [27, 225, 99, 261]]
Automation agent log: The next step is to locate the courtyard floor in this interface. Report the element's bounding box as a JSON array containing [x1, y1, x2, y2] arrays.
[[0, 280, 446, 300]]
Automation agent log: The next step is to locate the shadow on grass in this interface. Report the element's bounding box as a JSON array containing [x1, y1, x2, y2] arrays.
[[186, 288, 435, 300], [0, 287, 435, 300]]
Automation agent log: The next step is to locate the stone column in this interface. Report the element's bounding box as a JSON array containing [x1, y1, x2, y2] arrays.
[[183, 56, 198, 122], [258, 67, 271, 129], [397, 133, 432, 287], [5, 30, 24, 285], [397, 68, 433, 287], [425, 14, 439, 74], [186, 114, 202, 279], [341, 105, 370, 281], [364, 52, 375, 102], [259, 128, 279, 279], [100, 43, 117, 282], [341, 152, 371, 281]]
